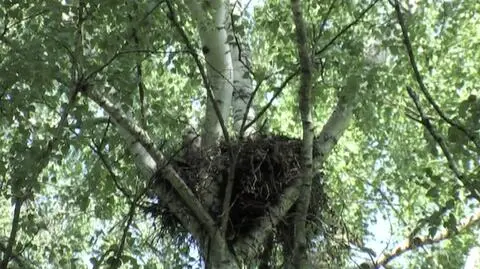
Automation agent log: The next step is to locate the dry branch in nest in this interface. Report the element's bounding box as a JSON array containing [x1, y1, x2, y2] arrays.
[[146, 135, 337, 246]]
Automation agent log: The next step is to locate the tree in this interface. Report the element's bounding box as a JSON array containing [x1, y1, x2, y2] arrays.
[[1, 0, 480, 268]]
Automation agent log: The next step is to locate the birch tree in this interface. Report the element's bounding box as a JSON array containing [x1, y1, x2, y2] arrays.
[[1, 0, 480, 268]]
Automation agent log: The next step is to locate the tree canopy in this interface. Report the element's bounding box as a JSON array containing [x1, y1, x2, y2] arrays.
[[1, 0, 480, 268]]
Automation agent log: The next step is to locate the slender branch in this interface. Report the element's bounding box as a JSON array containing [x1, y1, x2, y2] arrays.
[[0, 242, 28, 268], [229, 6, 255, 78], [84, 47, 130, 81], [317, 0, 337, 39], [315, 0, 380, 56], [393, 0, 480, 151], [239, 78, 265, 137], [243, 70, 300, 132], [311, 0, 337, 57], [404, 106, 423, 124], [0, 199, 23, 269], [88, 141, 132, 199], [1, 14, 9, 39], [406, 86, 479, 201], [85, 89, 217, 236], [3, 9, 49, 32], [113, 202, 137, 266], [369, 209, 480, 268]]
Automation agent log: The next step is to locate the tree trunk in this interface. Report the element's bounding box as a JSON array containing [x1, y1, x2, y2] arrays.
[[205, 233, 239, 269], [84, 2, 360, 267], [290, 0, 314, 267], [228, 3, 255, 136], [185, 0, 234, 148]]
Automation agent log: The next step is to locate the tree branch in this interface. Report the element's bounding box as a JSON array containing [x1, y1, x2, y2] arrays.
[[315, 0, 380, 56], [233, 178, 302, 261], [290, 0, 315, 267], [0, 199, 23, 269], [243, 70, 300, 132], [393, 0, 480, 151], [313, 87, 357, 161], [166, 0, 230, 144], [113, 202, 137, 267], [368, 209, 480, 268], [406, 86, 480, 201], [85, 89, 217, 237]]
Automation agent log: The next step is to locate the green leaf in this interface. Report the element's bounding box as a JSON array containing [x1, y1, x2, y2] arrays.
[[444, 213, 457, 232], [78, 195, 90, 211], [426, 186, 440, 198], [447, 126, 468, 144], [445, 199, 455, 209], [428, 226, 438, 238]]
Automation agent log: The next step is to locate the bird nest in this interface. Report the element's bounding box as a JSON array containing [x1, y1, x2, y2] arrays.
[[146, 135, 334, 244]]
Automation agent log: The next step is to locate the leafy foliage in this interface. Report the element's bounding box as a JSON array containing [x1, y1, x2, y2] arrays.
[[1, 0, 480, 268]]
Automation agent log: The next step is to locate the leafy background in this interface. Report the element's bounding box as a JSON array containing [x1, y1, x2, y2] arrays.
[[1, 0, 480, 268]]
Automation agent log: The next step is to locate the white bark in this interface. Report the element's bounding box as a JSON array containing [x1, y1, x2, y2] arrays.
[[85, 89, 216, 239], [314, 84, 358, 161], [185, 0, 234, 148], [182, 7, 238, 264], [231, 39, 255, 136], [368, 209, 480, 268], [115, 122, 203, 239], [233, 85, 359, 262], [228, 2, 255, 136]]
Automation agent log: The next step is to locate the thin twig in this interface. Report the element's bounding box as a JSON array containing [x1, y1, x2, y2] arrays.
[[239, 78, 264, 137], [311, 0, 337, 53], [90, 141, 133, 199], [114, 202, 137, 266], [315, 0, 380, 56], [243, 70, 300, 132]]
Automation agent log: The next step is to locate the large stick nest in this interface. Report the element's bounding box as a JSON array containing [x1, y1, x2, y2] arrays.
[[146, 135, 336, 244]]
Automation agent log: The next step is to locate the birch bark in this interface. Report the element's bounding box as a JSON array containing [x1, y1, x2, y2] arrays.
[[184, 0, 234, 148], [228, 2, 255, 136]]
